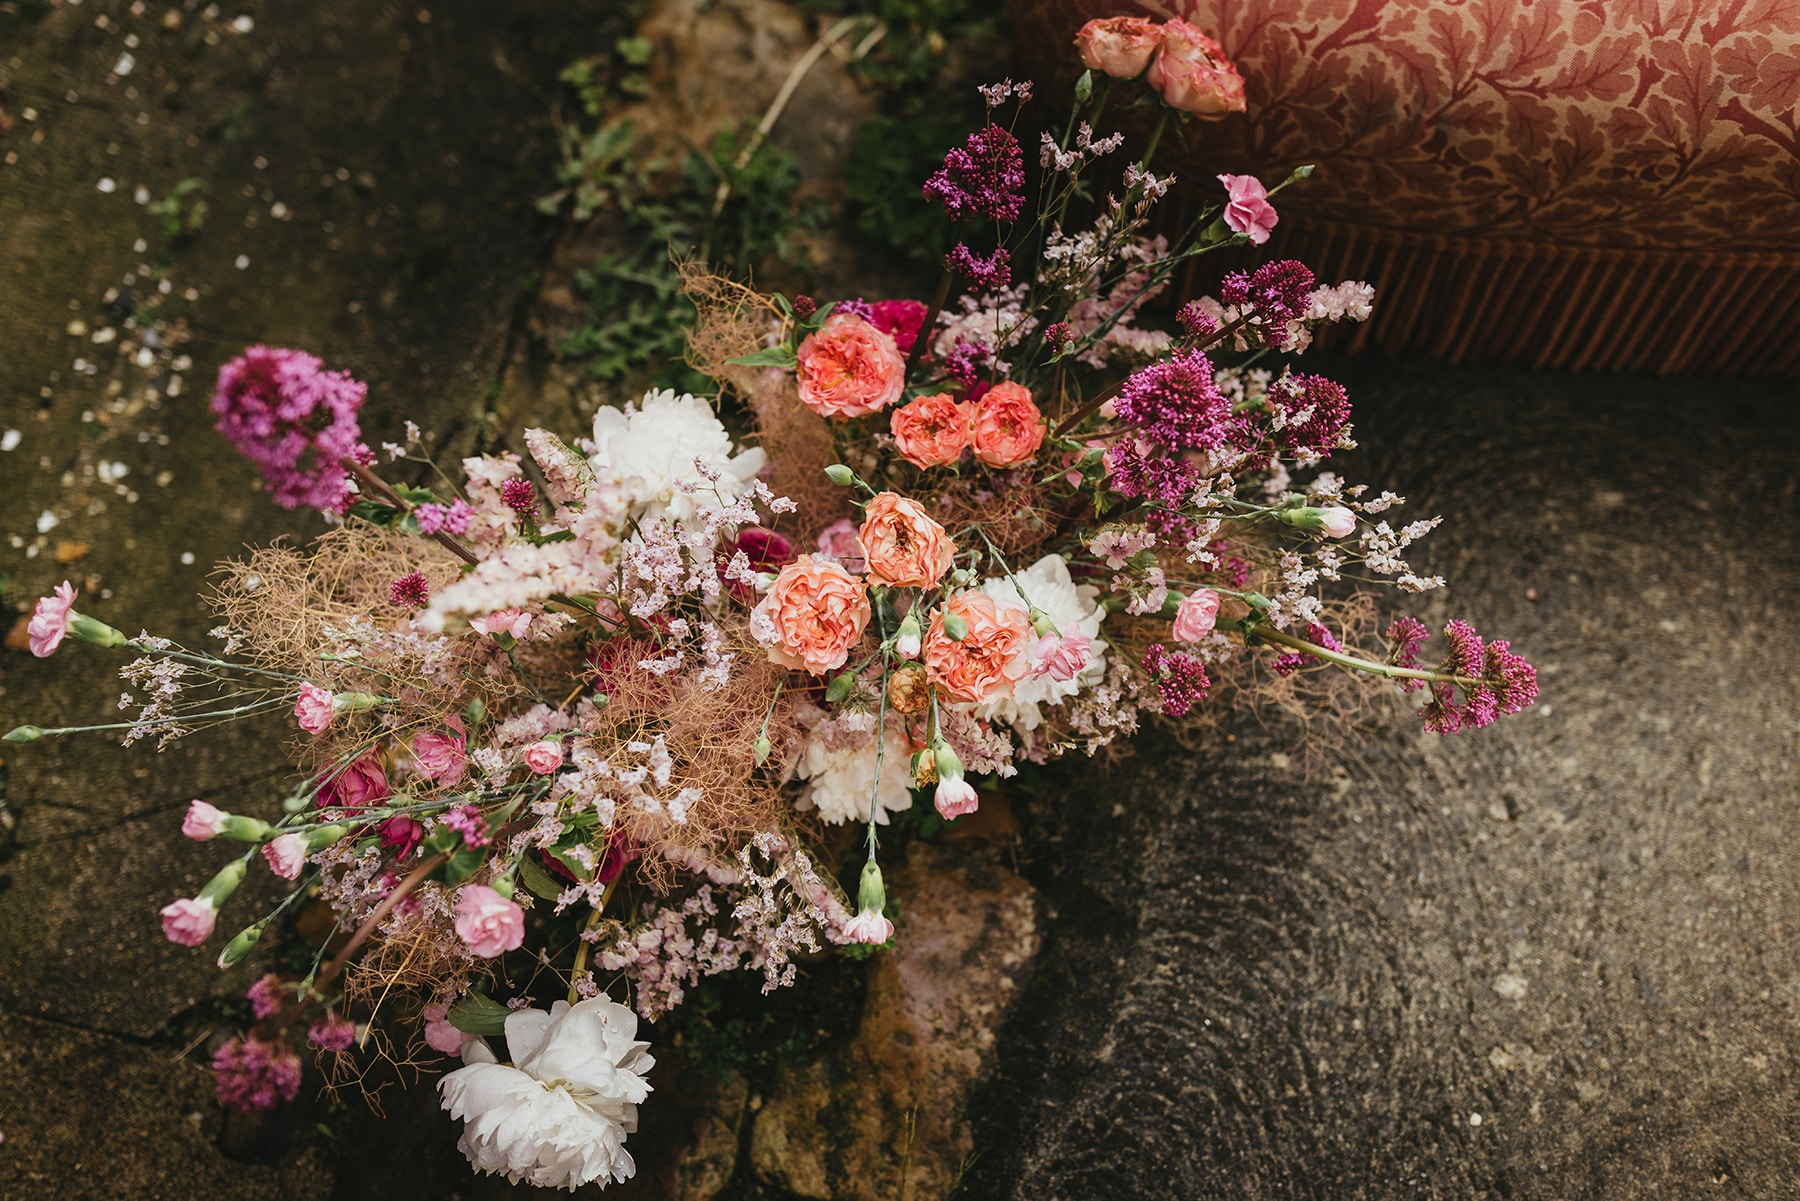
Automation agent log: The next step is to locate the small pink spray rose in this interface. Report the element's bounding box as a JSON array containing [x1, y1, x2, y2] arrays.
[[1031, 630, 1093, 683], [453, 884, 525, 958], [413, 719, 468, 784], [522, 740, 564, 775], [293, 683, 335, 735], [27, 581, 79, 658], [1173, 589, 1222, 642]]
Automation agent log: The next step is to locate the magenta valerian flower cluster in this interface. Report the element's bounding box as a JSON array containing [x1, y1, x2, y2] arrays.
[[210, 345, 373, 512]]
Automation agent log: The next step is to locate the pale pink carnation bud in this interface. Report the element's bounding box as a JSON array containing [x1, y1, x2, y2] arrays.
[[468, 608, 532, 638], [261, 833, 308, 880], [935, 776, 981, 820], [182, 799, 228, 841], [421, 1002, 467, 1055], [843, 910, 895, 945], [453, 884, 525, 958], [522, 740, 563, 775], [1173, 589, 1222, 642], [293, 682, 335, 735], [308, 1011, 357, 1052], [159, 896, 218, 946], [1319, 506, 1357, 538], [27, 580, 78, 658]]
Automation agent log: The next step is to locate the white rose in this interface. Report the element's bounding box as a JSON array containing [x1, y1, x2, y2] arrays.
[[439, 996, 654, 1191], [587, 389, 765, 530]]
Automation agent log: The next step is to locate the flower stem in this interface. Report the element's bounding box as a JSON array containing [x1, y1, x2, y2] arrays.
[[341, 457, 478, 566], [1245, 623, 1481, 689], [906, 267, 954, 384]]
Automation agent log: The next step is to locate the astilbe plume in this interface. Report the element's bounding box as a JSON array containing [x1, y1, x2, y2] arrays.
[[1220, 260, 1317, 324], [923, 124, 1026, 222], [211, 346, 372, 512], [1270, 373, 1352, 455], [1416, 620, 1539, 734], [390, 571, 431, 609]]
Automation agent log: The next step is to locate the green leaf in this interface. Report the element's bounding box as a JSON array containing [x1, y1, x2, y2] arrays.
[[395, 484, 436, 504], [724, 346, 797, 369], [615, 35, 653, 66], [447, 991, 512, 1036], [518, 855, 565, 901], [549, 842, 594, 883], [346, 500, 405, 527], [441, 847, 486, 888]]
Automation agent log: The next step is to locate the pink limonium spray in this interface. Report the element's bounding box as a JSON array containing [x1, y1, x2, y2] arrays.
[[1217, 174, 1278, 244], [210, 345, 372, 513]]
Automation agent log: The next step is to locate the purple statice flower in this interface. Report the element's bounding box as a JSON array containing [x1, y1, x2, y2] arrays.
[[1104, 440, 1200, 510], [1219, 260, 1317, 325], [1273, 622, 1342, 677], [923, 124, 1026, 223], [1385, 615, 1431, 692], [1141, 643, 1212, 717], [213, 1036, 303, 1113], [1113, 348, 1232, 451], [1271, 374, 1352, 455], [943, 337, 990, 389], [442, 804, 492, 849], [834, 297, 875, 322], [414, 498, 473, 537], [945, 243, 1012, 291], [389, 571, 430, 609], [211, 345, 372, 513], [1175, 301, 1219, 339], [1484, 639, 1539, 715], [245, 973, 288, 1020], [500, 477, 538, 519]]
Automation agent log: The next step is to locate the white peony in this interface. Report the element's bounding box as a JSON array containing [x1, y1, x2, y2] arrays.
[[587, 389, 765, 530], [977, 553, 1107, 732], [794, 721, 915, 826], [439, 996, 654, 1192]]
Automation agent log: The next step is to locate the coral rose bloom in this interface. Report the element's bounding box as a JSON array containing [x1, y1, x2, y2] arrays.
[[971, 381, 1045, 467], [890, 393, 972, 468], [1147, 19, 1246, 118], [796, 313, 906, 419], [922, 592, 1031, 703], [752, 554, 872, 675], [1074, 16, 1162, 78], [857, 493, 956, 589]]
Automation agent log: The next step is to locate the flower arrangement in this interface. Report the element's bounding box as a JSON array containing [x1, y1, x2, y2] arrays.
[[8, 18, 1536, 1191]]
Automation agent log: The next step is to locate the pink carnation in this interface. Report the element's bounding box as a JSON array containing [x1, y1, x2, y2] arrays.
[[159, 896, 218, 946], [413, 721, 467, 784], [842, 910, 894, 945], [1217, 174, 1277, 245], [1173, 589, 1221, 642], [935, 777, 980, 820], [27, 581, 78, 658], [293, 683, 335, 735], [1031, 630, 1092, 683], [182, 800, 227, 841], [317, 755, 390, 810], [421, 1002, 466, 1054], [452, 884, 525, 958], [262, 833, 307, 880]]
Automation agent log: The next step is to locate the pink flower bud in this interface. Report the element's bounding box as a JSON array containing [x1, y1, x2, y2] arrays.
[[843, 910, 895, 945], [421, 1003, 467, 1055], [293, 682, 335, 734], [935, 776, 981, 820], [452, 884, 525, 958], [1319, 506, 1357, 538], [522, 740, 563, 775], [1173, 589, 1221, 642], [182, 799, 227, 841], [159, 896, 218, 946], [261, 833, 308, 880]]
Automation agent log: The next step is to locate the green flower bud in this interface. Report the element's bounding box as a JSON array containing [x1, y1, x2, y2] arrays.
[[67, 612, 127, 649], [753, 734, 772, 766], [933, 739, 965, 784], [857, 855, 887, 916], [941, 611, 969, 642], [1277, 506, 1357, 537], [1074, 68, 1094, 102], [3, 725, 44, 743], [826, 672, 857, 703], [198, 859, 248, 909], [332, 691, 386, 715], [217, 814, 273, 842], [491, 874, 516, 901], [216, 918, 268, 969], [304, 823, 353, 853], [1027, 606, 1059, 638], [824, 464, 856, 487]]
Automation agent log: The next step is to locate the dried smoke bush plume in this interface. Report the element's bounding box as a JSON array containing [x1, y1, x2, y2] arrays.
[[747, 374, 847, 543], [342, 899, 482, 1028], [680, 259, 781, 391], [209, 525, 463, 670]]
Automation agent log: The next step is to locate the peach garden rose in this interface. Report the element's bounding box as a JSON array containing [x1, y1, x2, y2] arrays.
[[1147, 18, 1245, 118], [856, 492, 956, 589], [889, 392, 972, 468], [1073, 16, 1162, 78], [751, 554, 872, 675], [971, 381, 1045, 468], [795, 312, 906, 419], [922, 591, 1031, 703]]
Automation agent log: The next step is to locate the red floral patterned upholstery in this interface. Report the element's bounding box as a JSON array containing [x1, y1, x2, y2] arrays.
[[1012, 0, 1800, 374]]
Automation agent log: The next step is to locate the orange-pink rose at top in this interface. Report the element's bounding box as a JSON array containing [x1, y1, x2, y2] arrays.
[[751, 554, 873, 675], [971, 381, 1046, 467], [890, 392, 972, 468], [1147, 18, 1246, 119], [796, 312, 907, 419], [1074, 15, 1162, 78], [922, 591, 1031, 703], [856, 492, 957, 589]]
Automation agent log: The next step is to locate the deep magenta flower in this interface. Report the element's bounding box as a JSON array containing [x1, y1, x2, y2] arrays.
[[1113, 348, 1232, 451], [923, 124, 1025, 223], [211, 346, 371, 512]]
